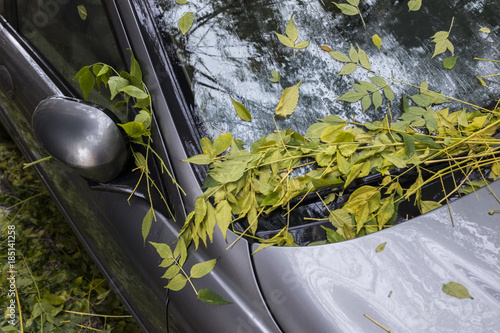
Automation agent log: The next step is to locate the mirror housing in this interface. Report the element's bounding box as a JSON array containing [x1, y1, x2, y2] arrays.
[[32, 96, 128, 183]]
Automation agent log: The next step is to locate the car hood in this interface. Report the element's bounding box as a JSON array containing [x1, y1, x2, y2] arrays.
[[253, 179, 500, 333]]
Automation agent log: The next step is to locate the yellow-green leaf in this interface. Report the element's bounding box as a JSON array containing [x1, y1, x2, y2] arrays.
[[479, 27, 490, 34], [215, 200, 232, 241], [376, 242, 387, 253], [166, 274, 187, 291], [477, 76, 487, 87], [190, 258, 217, 279], [442, 282, 473, 299], [269, 70, 280, 83], [213, 132, 233, 155], [334, 3, 359, 16], [198, 288, 232, 305], [285, 13, 299, 43], [421, 200, 441, 214], [275, 80, 302, 117], [77, 5, 87, 20], [182, 154, 213, 165], [372, 34, 382, 50], [408, 0, 422, 11], [274, 32, 294, 48], [142, 207, 155, 244], [230, 97, 252, 122], [338, 63, 358, 75], [443, 56, 458, 69], [357, 46, 371, 70], [179, 12, 194, 35]]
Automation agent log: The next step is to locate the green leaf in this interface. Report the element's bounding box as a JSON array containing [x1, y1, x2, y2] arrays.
[[375, 242, 387, 253], [443, 56, 458, 69], [77, 5, 87, 20], [338, 62, 358, 75], [118, 121, 148, 138], [130, 51, 143, 84], [182, 154, 213, 165], [230, 97, 252, 121], [162, 265, 181, 279], [190, 258, 217, 279], [166, 274, 187, 291], [215, 200, 232, 241], [408, 0, 422, 11], [275, 80, 302, 117], [285, 13, 299, 43], [421, 200, 441, 213], [348, 44, 358, 63], [477, 76, 487, 87], [269, 70, 281, 83], [384, 86, 395, 103], [108, 76, 130, 99], [194, 197, 207, 225], [294, 41, 310, 49], [479, 27, 491, 34], [274, 32, 295, 48], [402, 133, 416, 157], [329, 51, 351, 63], [179, 12, 195, 35], [361, 95, 371, 112], [77, 68, 95, 101], [150, 242, 173, 260], [176, 0, 188, 4], [346, 0, 359, 6], [369, 76, 387, 88], [334, 3, 359, 16], [336, 91, 364, 103], [372, 34, 382, 50], [372, 90, 383, 110], [357, 46, 371, 70], [198, 289, 232, 305], [118, 85, 148, 99], [442, 282, 473, 299], [142, 207, 155, 244], [213, 132, 233, 155]]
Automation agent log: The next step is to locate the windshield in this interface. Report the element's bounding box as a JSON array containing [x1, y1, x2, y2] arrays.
[[156, 0, 499, 144], [153, 0, 500, 245]]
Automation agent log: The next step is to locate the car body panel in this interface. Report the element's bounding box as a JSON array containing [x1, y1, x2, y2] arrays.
[[253, 179, 500, 333]]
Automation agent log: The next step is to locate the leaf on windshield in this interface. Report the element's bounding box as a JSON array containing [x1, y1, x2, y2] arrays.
[[442, 282, 473, 299], [275, 80, 302, 117], [175, 0, 188, 4], [476, 76, 487, 87], [269, 70, 281, 83], [77, 5, 87, 20], [408, 0, 422, 11], [372, 34, 382, 50], [430, 18, 455, 59], [230, 97, 252, 121], [333, 0, 365, 26], [443, 56, 458, 69], [479, 27, 491, 34], [179, 12, 195, 35]]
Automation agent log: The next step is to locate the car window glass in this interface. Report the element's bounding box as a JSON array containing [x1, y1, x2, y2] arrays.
[[16, 0, 124, 105], [157, 0, 500, 145], [0, 1, 4, 16]]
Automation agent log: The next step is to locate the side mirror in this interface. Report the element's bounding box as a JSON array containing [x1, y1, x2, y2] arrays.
[[32, 96, 128, 183]]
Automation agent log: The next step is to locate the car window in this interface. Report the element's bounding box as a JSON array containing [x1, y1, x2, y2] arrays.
[[16, 0, 125, 104], [0, 1, 4, 16], [157, 0, 500, 145]]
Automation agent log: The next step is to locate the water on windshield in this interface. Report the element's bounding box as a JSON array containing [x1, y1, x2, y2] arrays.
[[157, 0, 499, 145]]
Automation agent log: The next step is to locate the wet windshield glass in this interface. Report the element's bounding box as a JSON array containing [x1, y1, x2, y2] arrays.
[[156, 0, 499, 144]]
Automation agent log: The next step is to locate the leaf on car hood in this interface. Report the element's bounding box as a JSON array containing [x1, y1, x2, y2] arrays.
[[442, 282, 474, 299]]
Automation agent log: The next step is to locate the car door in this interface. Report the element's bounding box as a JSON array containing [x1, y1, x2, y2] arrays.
[[0, 1, 174, 331]]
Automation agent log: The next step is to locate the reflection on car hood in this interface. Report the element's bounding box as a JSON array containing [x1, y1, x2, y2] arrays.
[[253, 179, 500, 333]]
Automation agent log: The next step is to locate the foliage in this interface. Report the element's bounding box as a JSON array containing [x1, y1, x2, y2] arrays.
[[0, 142, 141, 332], [74, 51, 182, 246]]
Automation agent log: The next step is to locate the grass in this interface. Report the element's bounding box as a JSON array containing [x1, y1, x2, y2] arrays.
[[0, 140, 142, 332]]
